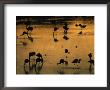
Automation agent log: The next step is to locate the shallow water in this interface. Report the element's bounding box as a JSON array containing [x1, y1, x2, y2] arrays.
[[16, 24, 94, 74]]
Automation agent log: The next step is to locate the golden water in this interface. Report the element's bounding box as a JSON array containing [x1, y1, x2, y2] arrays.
[[16, 24, 94, 74]]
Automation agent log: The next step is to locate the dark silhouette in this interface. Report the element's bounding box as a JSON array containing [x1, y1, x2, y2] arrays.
[[24, 59, 31, 74], [88, 53, 92, 60], [29, 52, 36, 68], [36, 53, 42, 58], [88, 60, 94, 65], [25, 20, 31, 26], [29, 52, 36, 58], [28, 36, 33, 42], [75, 45, 77, 48], [63, 23, 69, 40], [36, 57, 43, 64], [65, 49, 70, 54], [88, 53, 94, 65], [79, 24, 86, 30], [54, 27, 58, 31], [65, 49, 68, 53], [20, 31, 33, 41], [24, 59, 30, 66], [53, 32, 59, 42], [75, 24, 86, 30], [20, 31, 34, 42], [88, 53, 94, 74], [75, 24, 78, 27], [36, 53, 43, 64], [63, 34, 69, 40], [20, 31, 29, 36], [78, 31, 82, 35], [54, 38, 58, 42], [57, 59, 68, 65], [25, 19, 33, 32], [26, 25, 33, 32], [89, 64, 92, 74], [72, 58, 81, 65], [35, 53, 43, 73], [63, 23, 69, 34]]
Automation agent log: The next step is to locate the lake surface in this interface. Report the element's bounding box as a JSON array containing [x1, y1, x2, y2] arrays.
[[16, 24, 94, 74]]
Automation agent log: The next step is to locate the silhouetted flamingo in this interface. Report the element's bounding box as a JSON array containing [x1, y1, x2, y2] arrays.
[[36, 53, 43, 59], [24, 59, 30, 66], [26, 25, 33, 32], [20, 31, 33, 41], [65, 49, 68, 53], [53, 31, 59, 42], [57, 59, 68, 65], [36, 57, 43, 64], [79, 24, 86, 30], [65, 49, 70, 54], [78, 31, 82, 35], [88, 53, 94, 73], [63, 23, 69, 34], [36, 53, 43, 64], [25, 19, 33, 32], [88, 53, 94, 65], [75, 24, 78, 27], [63, 34, 69, 40], [88, 60, 94, 65], [88, 53, 92, 60], [20, 31, 29, 36], [72, 58, 81, 65], [75, 45, 77, 48]]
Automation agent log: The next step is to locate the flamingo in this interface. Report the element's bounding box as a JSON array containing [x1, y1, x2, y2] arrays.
[[57, 59, 68, 66], [78, 31, 82, 35], [72, 58, 81, 65]]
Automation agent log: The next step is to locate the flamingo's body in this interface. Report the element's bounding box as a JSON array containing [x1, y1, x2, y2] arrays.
[[72, 59, 81, 64], [78, 31, 82, 35], [57, 59, 68, 65], [26, 26, 33, 32]]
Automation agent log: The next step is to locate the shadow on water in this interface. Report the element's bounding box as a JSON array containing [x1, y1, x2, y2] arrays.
[[24, 66, 29, 74], [88, 53, 94, 74], [89, 64, 92, 74], [24, 52, 44, 74], [57, 70, 65, 74], [24, 63, 43, 74], [53, 32, 59, 42], [35, 64, 43, 74]]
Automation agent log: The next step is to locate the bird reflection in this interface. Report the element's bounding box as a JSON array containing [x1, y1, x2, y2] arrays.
[[88, 53, 94, 74], [63, 34, 69, 40], [53, 31, 59, 42]]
